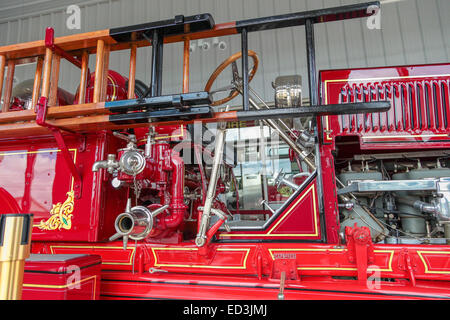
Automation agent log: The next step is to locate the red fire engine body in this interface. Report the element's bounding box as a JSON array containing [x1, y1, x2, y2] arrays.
[[0, 1, 449, 300]]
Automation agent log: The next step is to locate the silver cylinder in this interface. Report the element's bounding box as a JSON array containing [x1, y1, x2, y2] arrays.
[[114, 206, 153, 240], [444, 223, 450, 245], [196, 122, 227, 247]]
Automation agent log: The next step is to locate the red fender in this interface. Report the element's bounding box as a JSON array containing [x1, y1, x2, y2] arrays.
[[0, 187, 21, 214]]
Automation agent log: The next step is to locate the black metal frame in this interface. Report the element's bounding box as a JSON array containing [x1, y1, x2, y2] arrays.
[[109, 13, 215, 42], [110, 107, 213, 125], [237, 1, 379, 110], [106, 92, 212, 112], [106, 1, 381, 120], [108, 101, 389, 125]]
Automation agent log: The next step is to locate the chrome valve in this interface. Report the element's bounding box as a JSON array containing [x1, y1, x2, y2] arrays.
[[92, 132, 146, 177], [92, 154, 120, 174], [273, 168, 301, 191]]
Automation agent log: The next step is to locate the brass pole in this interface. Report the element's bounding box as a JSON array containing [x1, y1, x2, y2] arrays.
[[41, 47, 53, 100], [31, 57, 44, 110], [182, 37, 190, 93], [100, 43, 110, 101], [48, 54, 61, 106], [182, 23, 190, 94], [0, 55, 6, 109], [2, 60, 15, 112], [0, 214, 33, 300], [93, 39, 105, 103], [128, 44, 137, 99], [78, 50, 89, 104]]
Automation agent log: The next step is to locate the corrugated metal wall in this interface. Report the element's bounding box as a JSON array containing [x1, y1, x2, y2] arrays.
[[0, 0, 448, 105]]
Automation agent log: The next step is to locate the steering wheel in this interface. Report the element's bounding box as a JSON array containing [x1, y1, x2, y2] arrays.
[[204, 50, 259, 106]]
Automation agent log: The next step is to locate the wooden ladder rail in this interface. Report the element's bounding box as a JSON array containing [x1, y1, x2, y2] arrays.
[[35, 39, 86, 199], [182, 23, 191, 94], [48, 53, 61, 106], [78, 50, 89, 104], [101, 42, 111, 102], [0, 21, 239, 138], [128, 43, 137, 99], [93, 39, 105, 103], [40, 45, 53, 105], [31, 57, 43, 109], [0, 55, 6, 112], [1, 59, 15, 112], [27, 29, 113, 200]]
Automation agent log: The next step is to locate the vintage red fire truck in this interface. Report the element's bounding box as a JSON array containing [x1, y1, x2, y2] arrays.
[[0, 1, 449, 300]]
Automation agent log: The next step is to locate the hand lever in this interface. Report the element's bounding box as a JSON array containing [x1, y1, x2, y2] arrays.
[[113, 132, 137, 144]]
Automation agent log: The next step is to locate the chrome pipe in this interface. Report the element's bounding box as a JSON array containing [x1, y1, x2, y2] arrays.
[[195, 121, 227, 247], [444, 223, 450, 245], [248, 86, 297, 137], [92, 154, 119, 173], [237, 85, 316, 170], [251, 98, 315, 169], [110, 204, 169, 249], [396, 196, 438, 214]]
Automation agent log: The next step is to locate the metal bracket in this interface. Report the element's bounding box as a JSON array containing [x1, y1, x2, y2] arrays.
[[149, 267, 168, 274], [345, 223, 374, 286], [338, 179, 438, 195], [398, 248, 417, 287], [273, 168, 301, 191], [270, 257, 298, 300], [278, 271, 286, 300], [261, 200, 276, 215], [36, 96, 83, 199], [271, 258, 298, 281], [45, 27, 85, 71]]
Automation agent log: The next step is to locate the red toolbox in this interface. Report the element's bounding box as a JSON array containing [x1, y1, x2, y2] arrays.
[[22, 254, 102, 300]]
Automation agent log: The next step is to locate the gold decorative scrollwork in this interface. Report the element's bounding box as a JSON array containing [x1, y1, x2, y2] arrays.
[[38, 191, 74, 230]]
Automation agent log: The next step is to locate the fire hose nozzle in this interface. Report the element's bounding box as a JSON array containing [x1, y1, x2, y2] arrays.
[[110, 204, 169, 250]]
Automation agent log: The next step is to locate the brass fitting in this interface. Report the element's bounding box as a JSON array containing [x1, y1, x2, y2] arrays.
[[0, 214, 33, 300]]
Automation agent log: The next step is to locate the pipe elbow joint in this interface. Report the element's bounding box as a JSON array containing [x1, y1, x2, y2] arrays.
[[92, 160, 108, 172], [92, 154, 119, 173], [164, 152, 187, 229]]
